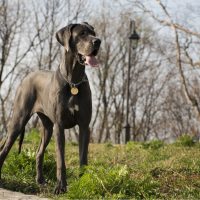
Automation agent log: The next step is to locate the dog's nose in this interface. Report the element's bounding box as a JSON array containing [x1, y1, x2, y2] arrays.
[[93, 38, 101, 47]]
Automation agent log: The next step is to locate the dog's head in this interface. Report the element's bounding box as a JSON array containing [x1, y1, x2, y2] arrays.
[[56, 22, 101, 67]]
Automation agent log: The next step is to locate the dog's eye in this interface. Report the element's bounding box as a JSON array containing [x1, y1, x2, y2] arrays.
[[80, 30, 87, 36]]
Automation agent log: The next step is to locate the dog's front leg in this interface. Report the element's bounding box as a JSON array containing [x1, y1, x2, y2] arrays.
[[54, 124, 67, 194], [79, 126, 90, 166]]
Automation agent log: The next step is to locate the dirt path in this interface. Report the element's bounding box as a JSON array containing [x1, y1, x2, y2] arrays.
[[0, 188, 50, 200]]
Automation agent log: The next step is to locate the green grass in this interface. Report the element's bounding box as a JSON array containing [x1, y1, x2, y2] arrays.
[[1, 130, 200, 199]]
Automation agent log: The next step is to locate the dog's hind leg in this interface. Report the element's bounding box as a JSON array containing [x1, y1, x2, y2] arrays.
[[36, 113, 53, 184], [0, 114, 31, 178], [0, 83, 35, 178]]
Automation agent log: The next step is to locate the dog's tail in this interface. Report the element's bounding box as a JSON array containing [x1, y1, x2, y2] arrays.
[[18, 129, 25, 154], [0, 136, 7, 151], [0, 129, 25, 154]]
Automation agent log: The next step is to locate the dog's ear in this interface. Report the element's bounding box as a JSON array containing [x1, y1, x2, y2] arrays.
[[56, 27, 65, 46], [82, 22, 94, 31], [56, 24, 77, 51]]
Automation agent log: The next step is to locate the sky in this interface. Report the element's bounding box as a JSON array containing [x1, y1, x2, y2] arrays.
[[90, 0, 200, 32], [145, 0, 200, 28]]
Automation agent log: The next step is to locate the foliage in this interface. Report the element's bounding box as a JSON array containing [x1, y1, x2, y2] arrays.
[[142, 140, 165, 150], [1, 130, 200, 199], [175, 134, 196, 147], [65, 165, 160, 199]]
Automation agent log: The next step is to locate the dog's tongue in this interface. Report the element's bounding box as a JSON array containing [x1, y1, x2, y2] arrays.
[[85, 55, 99, 67]]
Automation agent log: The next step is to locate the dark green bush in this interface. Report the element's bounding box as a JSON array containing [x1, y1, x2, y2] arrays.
[[175, 135, 196, 147], [142, 140, 165, 150], [105, 142, 114, 148]]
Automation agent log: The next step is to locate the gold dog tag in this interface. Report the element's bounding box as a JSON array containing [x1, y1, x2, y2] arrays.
[[71, 87, 79, 95]]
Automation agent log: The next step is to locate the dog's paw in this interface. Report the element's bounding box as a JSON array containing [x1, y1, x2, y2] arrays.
[[54, 181, 67, 194]]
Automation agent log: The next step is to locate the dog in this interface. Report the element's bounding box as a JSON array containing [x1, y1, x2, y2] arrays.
[[0, 22, 101, 194]]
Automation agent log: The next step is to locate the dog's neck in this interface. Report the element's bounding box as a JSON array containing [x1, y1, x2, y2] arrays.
[[59, 49, 85, 84]]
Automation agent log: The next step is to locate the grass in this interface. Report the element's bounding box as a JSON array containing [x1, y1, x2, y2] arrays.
[[1, 130, 200, 199]]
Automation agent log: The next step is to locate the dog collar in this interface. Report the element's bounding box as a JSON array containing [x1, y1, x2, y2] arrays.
[[71, 76, 88, 95], [67, 75, 88, 88], [66, 75, 88, 95], [59, 66, 88, 95]]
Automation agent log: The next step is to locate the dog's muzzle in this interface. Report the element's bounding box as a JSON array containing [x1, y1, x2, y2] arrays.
[[79, 38, 101, 67]]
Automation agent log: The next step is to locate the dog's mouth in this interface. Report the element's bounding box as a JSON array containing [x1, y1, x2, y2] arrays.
[[79, 49, 99, 67]]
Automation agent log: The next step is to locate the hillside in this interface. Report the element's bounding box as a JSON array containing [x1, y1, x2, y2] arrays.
[[0, 129, 200, 199]]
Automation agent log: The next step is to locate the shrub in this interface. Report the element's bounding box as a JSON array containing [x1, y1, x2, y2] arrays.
[[105, 142, 114, 148], [67, 165, 132, 199], [2, 146, 56, 193], [66, 165, 160, 199], [2, 147, 38, 193], [142, 140, 165, 150], [175, 135, 196, 147], [3, 148, 36, 179]]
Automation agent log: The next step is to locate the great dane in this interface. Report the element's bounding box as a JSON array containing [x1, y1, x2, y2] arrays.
[[0, 22, 101, 194]]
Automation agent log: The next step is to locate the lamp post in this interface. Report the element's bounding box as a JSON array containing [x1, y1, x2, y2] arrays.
[[124, 20, 140, 144]]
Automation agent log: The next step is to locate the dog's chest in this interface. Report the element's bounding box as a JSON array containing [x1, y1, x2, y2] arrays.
[[50, 84, 91, 127], [53, 94, 78, 128], [67, 96, 79, 114], [61, 89, 84, 116]]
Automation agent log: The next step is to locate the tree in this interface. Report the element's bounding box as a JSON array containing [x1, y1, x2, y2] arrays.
[[0, 0, 36, 134]]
